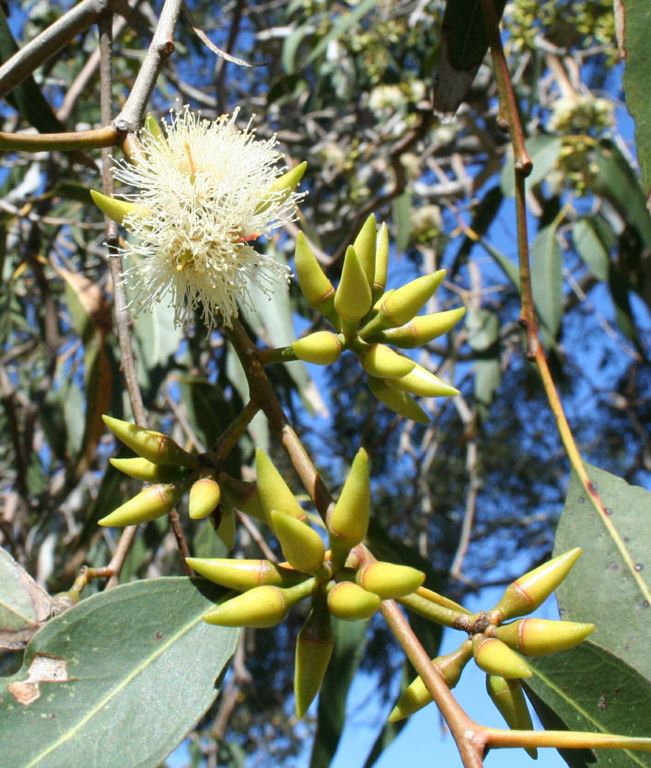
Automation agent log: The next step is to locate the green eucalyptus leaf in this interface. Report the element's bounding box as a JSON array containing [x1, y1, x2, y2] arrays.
[[526, 642, 651, 768], [554, 465, 651, 683], [0, 578, 238, 768]]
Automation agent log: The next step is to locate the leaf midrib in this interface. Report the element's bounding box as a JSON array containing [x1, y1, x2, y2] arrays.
[[25, 605, 203, 767]]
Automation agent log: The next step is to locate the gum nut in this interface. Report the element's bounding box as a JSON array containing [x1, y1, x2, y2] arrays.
[[292, 331, 343, 365], [294, 232, 334, 309], [387, 365, 459, 398], [98, 483, 183, 527], [373, 222, 389, 297], [294, 605, 334, 718], [334, 245, 372, 324], [189, 478, 221, 520], [368, 377, 429, 423], [496, 618, 595, 657], [360, 344, 415, 379], [328, 447, 370, 546], [102, 414, 198, 468], [472, 634, 532, 679], [382, 271, 446, 327], [353, 213, 377, 285], [90, 190, 147, 224], [109, 457, 184, 483], [255, 447, 305, 520], [486, 676, 537, 759], [378, 307, 467, 349], [356, 561, 425, 599], [270, 510, 325, 574], [327, 582, 381, 620], [186, 557, 307, 590], [203, 585, 289, 628]]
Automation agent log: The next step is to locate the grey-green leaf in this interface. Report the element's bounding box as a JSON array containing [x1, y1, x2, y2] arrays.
[[526, 642, 651, 768], [0, 548, 54, 651], [0, 577, 238, 768], [554, 465, 651, 683]]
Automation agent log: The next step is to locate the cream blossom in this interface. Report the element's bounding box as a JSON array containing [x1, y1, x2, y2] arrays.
[[109, 107, 304, 328]]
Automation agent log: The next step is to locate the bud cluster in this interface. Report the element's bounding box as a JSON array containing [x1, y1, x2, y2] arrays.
[[186, 446, 426, 718], [98, 415, 242, 544], [291, 216, 465, 422], [389, 547, 594, 748]]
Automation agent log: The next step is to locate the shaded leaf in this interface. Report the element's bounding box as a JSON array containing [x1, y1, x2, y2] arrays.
[[620, 0, 651, 199], [392, 190, 411, 255], [0, 578, 238, 768], [573, 218, 612, 283], [554, 465, 651, 682], [309, 618, 368, 768], [466, 307, 501, 412], [434, 0, 507, 114], [531, 222, 563, 340]]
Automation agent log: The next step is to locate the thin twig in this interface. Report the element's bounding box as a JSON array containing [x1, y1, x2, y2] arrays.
[[0, 126, 120, 152], [480, 0, 651, 605], [114, 0, 184, 130]]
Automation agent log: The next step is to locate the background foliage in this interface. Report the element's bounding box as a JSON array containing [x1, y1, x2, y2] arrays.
[[0, 1, 650, 765]]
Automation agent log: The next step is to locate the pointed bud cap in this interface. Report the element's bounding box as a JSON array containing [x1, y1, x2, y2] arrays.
[[356, 561, 425, 599], [203, 585, 290, 628], [383, 271, 446, 327], [294, 232, 335, 310], [189, 478, 221, 520], [353, 214, 377, 286], [387, 365, 459, 398], [360, 344, 415, 379], [99, 483, 183, 527], [272, 161, 307, 193], [255, 448, 305, 521], [144, 112, 165, 142], [102, 415, 199, 468], [496, 618, 595, 657], [486, 676, 537, 759], [368, 377, 429, 423], [292, 331, 343, 365], [472, 634, 532, 679], [334, 246, 372, 326], [270, 510, 325, 574], [109, 457, 184, 483], [187, 557, 308, 590], [372, 223, 389, 300], [327, 581, 380, 620], [389, 641, 472, 722], [328, 448, 370, 550], [492, 548, 583, 621], [294, 600, 334, 718], [90, 190, 146, 225], [376, 307, 467, 349]]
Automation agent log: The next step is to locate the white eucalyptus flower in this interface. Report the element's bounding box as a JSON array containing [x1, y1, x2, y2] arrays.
[[98, 107, 305, 329]]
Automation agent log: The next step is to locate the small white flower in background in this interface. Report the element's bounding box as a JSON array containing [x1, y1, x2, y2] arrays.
[[97, 106, 305, 328]]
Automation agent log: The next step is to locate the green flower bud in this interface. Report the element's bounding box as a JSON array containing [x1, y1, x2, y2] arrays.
[[270, 510, 325, 574], [109, 457, 185, 483], [188, 478, 221, 520], [359, 344, 415, 379], [373, 307, 467, 349], [102, 415, 199, 469], [368, 376, 429, 423], [328, 448, 370, 568], [256, 162, 307, 215], [387, 364, 459, 398], [255, 448, 305, 521], [144, 112, 165, 143], [187, 557, 308, 590], [334, 246, 372, 328], [203, 585, 290, 628], [356, 561, 425, 599], [472, 634, 532, 679], [353, 214, 377, 286], [360, 271, 446, 337], [220, 480, 266, 522], [327, 581, 380, 620], [294, 232, 336, 316], [98, 483, 184, 527], [491, 548, 583, 621], [372, 223, 389, 301], [495, 618, 595, 657], [486, 676, 537, 759], [90, 190, 147, 225], [388, 641, 472, 722], [292, 331, 343, 365], [294, 599, 334, 718]]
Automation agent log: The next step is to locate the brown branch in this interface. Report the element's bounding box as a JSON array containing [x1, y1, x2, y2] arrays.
[[0, 126, 121, 153], [0, 0, 116, 100]]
